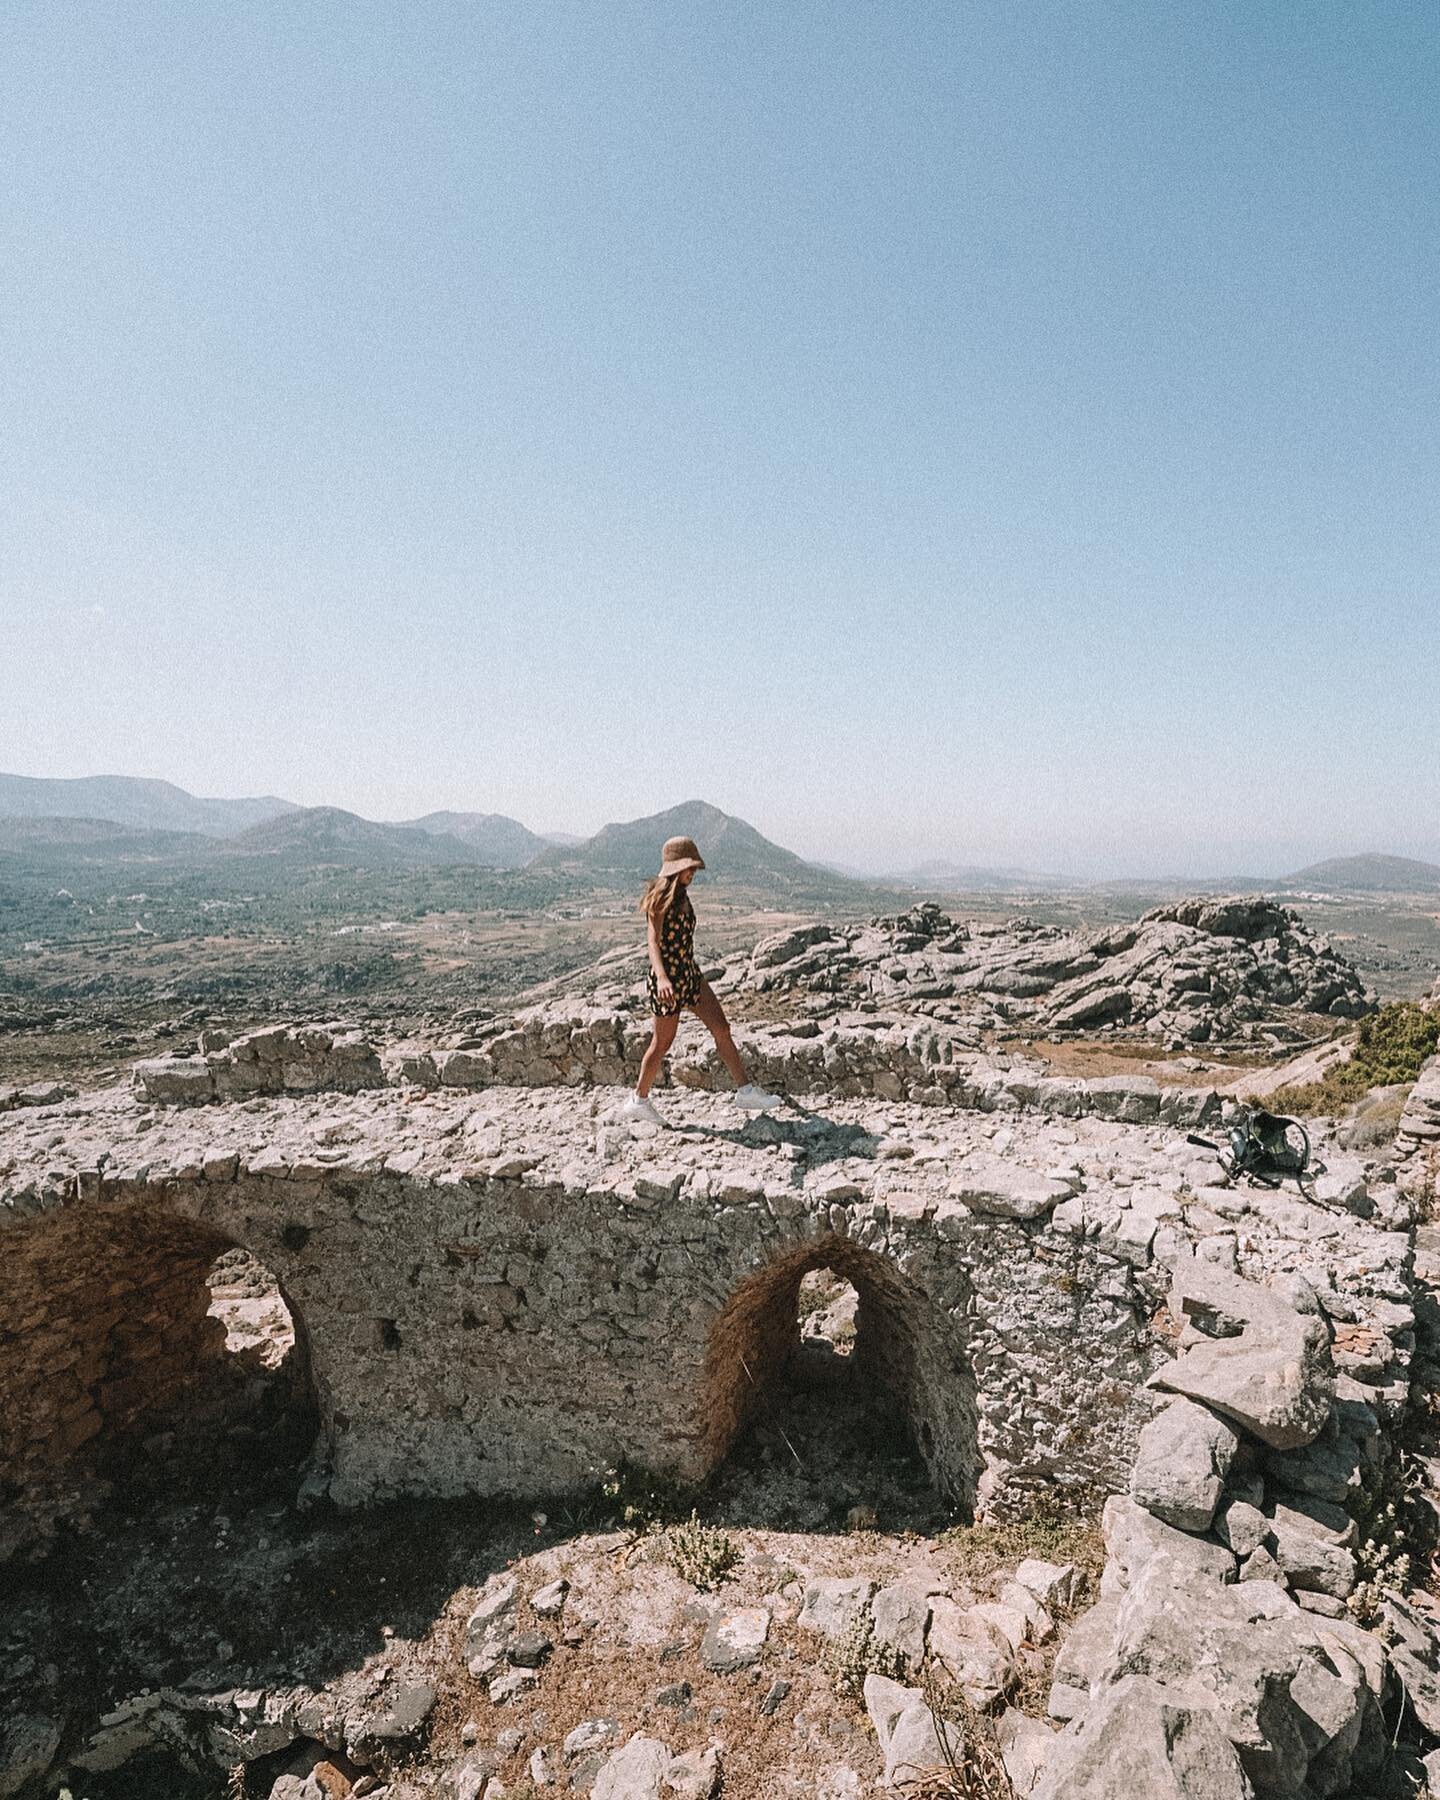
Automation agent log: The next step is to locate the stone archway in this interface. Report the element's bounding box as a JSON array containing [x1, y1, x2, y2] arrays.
[[699, 1233, 981, 1516], [1, 1205, 320, 1560]]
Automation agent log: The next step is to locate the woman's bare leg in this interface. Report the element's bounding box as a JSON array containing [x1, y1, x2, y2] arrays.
[[693, 982, 747, 1087], [637, 1013, 680, 1096]]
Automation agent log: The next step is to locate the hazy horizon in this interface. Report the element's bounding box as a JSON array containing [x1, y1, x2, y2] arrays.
[[2, 763, 1436, 883], [4, 4, 1437, 880]]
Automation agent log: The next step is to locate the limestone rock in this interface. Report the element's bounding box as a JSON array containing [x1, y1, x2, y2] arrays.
[[700, 1607, 769, 1673], [1215, 1499, 1269, 1558], [926, 1597, 1016, 1706], [1098, 1561, 1384, 1798], [869, 1581, 931, 1671], [1269, 1516, 1356, 1598], [1014, 1559, 1080, 1612], [996, 1707, 1059, 1795], [663, 1743, 721, 1798], [1033, 1674, 1256, 1800], [798, 1576, 875, 1639], [1048, 1597, 1120, 1721], [863, 1675, 951, 1789], [1152, 1258, 1335, 1451], [948, 1156, 1072, 1220], [1101, 1495, 1236, 1594], [592, 1734, 672, 1800], [1130, 1397, 1241, 1531], [1377, 1593, 1440, 1734]]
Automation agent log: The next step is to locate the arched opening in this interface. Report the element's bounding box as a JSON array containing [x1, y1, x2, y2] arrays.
[[2, 1208, 320, 1558], [700, 1235, 979, 1529]]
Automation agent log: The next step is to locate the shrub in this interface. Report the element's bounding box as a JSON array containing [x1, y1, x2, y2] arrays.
[[597, 1461, 691, 1532], [824, 1606, 905, 1696], [660, 1511, 740, 1591], [1349, 1421, 1439, 1626], [938, 1495, 1103, 1601], [1268, 1003, 1439, 1116]]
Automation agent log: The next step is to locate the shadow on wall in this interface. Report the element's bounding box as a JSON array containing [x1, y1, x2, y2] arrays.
[[700, 1233, 980, 1519], [2, 1206, 321, 1559]]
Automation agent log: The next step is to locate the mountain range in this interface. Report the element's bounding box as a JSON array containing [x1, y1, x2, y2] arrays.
[[3, 773, 1438, 895], [0, 776, 856, 890], [0, 772, 297, 837]]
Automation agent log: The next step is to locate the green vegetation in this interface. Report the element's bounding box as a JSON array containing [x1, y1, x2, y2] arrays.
[[937, 1496, 1104, 1594], [597, 1461, 696, 1532], [1268, 1002, 1440, 1116], [1349, 1443, 1428, 1626], [823, 1606, 905, 1695], [658, 1511, 740, 1591]]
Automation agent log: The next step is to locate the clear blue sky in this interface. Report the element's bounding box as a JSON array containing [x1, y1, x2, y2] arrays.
[[2, 1, 1436, 876]]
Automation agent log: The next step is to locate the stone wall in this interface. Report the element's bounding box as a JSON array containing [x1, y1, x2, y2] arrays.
[[0, 1208, 235, 1560], [1, 1063, 1414, 1578], [132, 1023, 384, 1105], [400, 1008, 1223, 1128], [1, 1094, 1190, 1559], [1397, 1052, 1440, 1205]]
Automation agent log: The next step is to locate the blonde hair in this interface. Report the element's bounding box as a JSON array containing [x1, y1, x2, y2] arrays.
[[639, 872, 687, 922]]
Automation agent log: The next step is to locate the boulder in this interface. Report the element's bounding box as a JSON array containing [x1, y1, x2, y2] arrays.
[[1099, 1561, 1384, 1797], [700, 1607, 769, 1672], [798, 1577, 875, 1639], [1033, 1676, 1255, 1800], [664, 1743, 722, 1798], [1269, 1517, 1356, 1599], [997, 1707, 1059, 1795], [1377, 1593, 1440, 1734], [1049, 1597, 1120, 1721], [1014, 1559, 1081, 1613], [1130, 1397, 1241, 1531], [1152, 1259, 1335, 1451], [870, 1581, 932, 1671], [947, 1156, 1073, 1220]]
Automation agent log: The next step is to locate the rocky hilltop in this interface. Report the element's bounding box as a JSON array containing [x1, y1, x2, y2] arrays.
[[735, 895, 1374, 1047]]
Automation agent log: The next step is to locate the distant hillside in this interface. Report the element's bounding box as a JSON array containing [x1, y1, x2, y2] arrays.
[[223, 806, 479, 865], [0, 815, 212, 859], [895, 859, 1075, 891], [0, 772, 298, 837], [403, 810, 547, 867], [1285, 854, 1440, 894], [529, 799, 856, 891]]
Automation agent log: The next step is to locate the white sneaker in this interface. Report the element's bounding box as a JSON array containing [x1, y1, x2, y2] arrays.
[[619, 1092, 665, 1126], [733, 1083, 782, 1112]]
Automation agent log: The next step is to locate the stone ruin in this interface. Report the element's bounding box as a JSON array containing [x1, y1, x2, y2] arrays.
[[6, 995, 1440, 1795]]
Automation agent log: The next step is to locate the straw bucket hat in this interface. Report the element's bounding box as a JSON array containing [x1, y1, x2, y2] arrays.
[[658, 835, 706, 878]]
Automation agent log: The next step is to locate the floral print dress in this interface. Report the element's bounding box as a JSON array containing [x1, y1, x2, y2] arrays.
[[646, 891, 703, 1016]]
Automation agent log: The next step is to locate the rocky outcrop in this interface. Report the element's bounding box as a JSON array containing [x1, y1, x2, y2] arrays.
[[739, 897, 1373, 1045], [1034, 1252, 1427, 1799]]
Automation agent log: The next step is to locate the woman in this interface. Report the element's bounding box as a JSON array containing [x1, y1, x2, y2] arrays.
[[619, 834, 782, 1124]]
